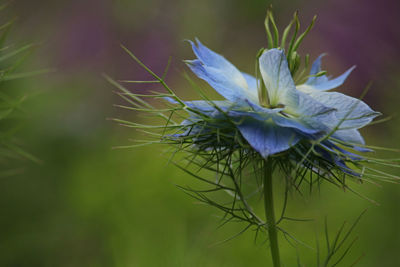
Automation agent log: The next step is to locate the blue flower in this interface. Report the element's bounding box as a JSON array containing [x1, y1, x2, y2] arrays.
[[179, 39, 380, 164]]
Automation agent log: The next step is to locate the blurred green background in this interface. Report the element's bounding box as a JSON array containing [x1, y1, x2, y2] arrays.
[[1, 0, 400, 266]]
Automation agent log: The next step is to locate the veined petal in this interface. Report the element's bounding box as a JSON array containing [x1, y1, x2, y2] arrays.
[[286, 90, 337, 133], [184, 100, 232, 114], [241, 72, 259, 96], [242, 99, 283, 113], [322, 141, 364, 161], [330, 128, 372, 152], [273, 115, 322, 136], [185, 60, 252, 103], [259, 49, 299, 108], [308, 91, 380, 129], [298, 54, 355, 92], [165, 98, 234, 119], [186, 40, 258, 104], [307, 54, 328, 84], [164, 97, 232, 114], [227, 109, 320, 136], [227, 110, 281, 121], [190, 39, 239, 73], [235, 116, 301, 157], [331, 128, 365, 144]]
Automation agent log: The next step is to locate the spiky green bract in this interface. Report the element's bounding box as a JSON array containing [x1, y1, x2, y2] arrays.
[[110, 10, 400, 267], [264, 9, 316, 79]]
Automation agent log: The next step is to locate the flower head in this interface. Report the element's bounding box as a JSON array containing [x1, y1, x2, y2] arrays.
[[175, 39, 379, 175]]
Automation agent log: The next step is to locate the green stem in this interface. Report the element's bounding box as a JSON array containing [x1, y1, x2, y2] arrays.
[[263, 160, 281, 267]]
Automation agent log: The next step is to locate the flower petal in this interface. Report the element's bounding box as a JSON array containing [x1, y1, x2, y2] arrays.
[[184, 100, 232, 114], [190, 39, 239, 73], [186, 40, 258, 104], [315, 144, 361, 176], [307, 91, 380, 129], [273, 115, 322, 136], [258, 49, 299, 108], [235, 116, 301, 157], [241, 72, 259, 96], [227, 109, 320, 136], [298, 54, 355, 92], [285, 90, 338, 134], [257, 50, 340, 132], [307, 54, 328, 84], [330, 129, 372, 152], [331, 128, 365, 144], [322, 140, 364, 160]]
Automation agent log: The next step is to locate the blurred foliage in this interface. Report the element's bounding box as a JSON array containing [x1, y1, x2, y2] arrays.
[[0, 5, 42, 177], [0, 0, 399, 266]]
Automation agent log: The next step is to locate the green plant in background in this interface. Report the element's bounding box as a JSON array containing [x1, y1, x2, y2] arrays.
[[109, 9, 399, 266], [0, 3, 46, 175]]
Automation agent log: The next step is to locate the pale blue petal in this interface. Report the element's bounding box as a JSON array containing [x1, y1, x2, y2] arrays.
[[330, 129, 372, 152], [258, 50, 334, 134], [190, 39, 238, 72], [308, 91, 381, 129], [273, 115, 322, 136], [185, 100, 232, 113], [306, 54, 329, 85], [236, 116, 301, 157], [258, 49, 299, 108], [308, 66, 355, 91], [184, 101, 236, 123], [299, 54, 355, 92], [309, 54, 325, 75], [186, 40, 258, 104], [185, 59, 248, 103], [164, 98, 233, 115], [242, 99, 283, 113], [241, 72, 258, 96], [287, 90, 337, 133], [227, 110, 320, 136], [322, 141, 363, 161], [227, 108, 281, 120], [331, 128, 365, 144]]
